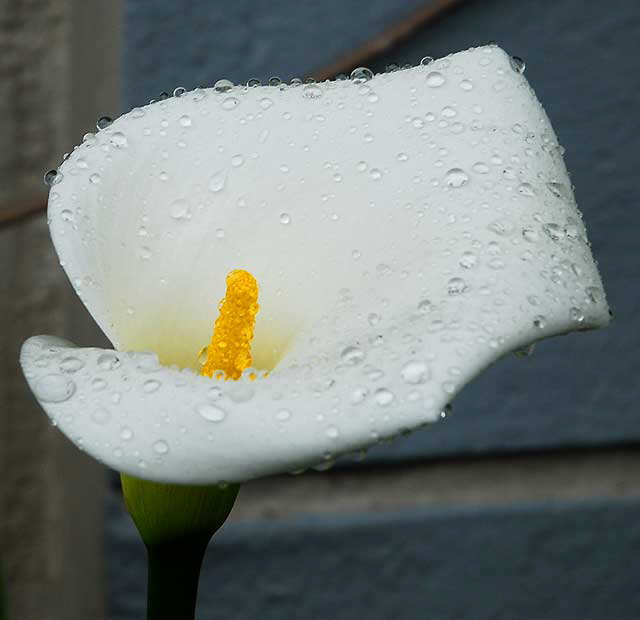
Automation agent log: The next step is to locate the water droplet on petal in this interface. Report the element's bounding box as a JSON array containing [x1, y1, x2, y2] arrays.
[[543, 223, 565, 241], [143, 379, 161, 393], [44, 170, 62, 186], [275, 409, 292, 422], [401, 361, 429, 385], [279, 213, 291, 225], [570, 307, 585, 323], [169, 198, 191, 220], [341, 346, 365, 365], [533, 315, 547, 329], [197, 403, 227, 422], [426, 71, 446, 87], [459, 251, 478, 269], [374, 388, 395, 406], [214, 79, 234, 92], [208, 171, 227, 193], [33, 374, 76, 403], [350, 67, 373, 83], [179, 114, 193, 127], [221, 97, 239, 110], [447, 277, 468, 296], [510, 56, 526, 74], [445, 168, 469, 188], [97, 352, 120, 370], [110, 132, 128, 148], [351, 387, 369, 404], [96, 116, 113, 130], [60, 356, 85, 374], [152, 440, 169, 455], [302, 84, 322, 99]]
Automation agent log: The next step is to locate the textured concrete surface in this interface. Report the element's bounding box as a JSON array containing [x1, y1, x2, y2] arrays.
[[0, 1, 121, 618], [108, 495, 640, 620]]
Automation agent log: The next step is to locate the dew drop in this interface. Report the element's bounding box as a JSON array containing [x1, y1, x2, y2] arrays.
[[97, 352, 120, 371], [350, 67, 373, 82], [533, 315, 547, 329], [179, 114, 193, 127], [60, 356, 85, 373], [92, 377, 107, 391], [426, 71, 446, 87], [543, 223, 565, 241], [221, 96, 240, 111], [517, 182, 535, 196], [197, 403, 227, 422], [522, 227, 539, 243], [275, 409, 292, 422], [351, 387, 369, 404], [259, 97, 274, 109], [447, 277, 468, 296], [341, 346, 365, 366], [143, 379, 161, 393], [33, 374, 76, 403], [374, 388, 395, 407], [89, 173, 102, 185], [120, 427, 134, 441], [445, 168, 469, 188], [459, 251, 478, 269], [546, 182, 570, 201], [279, 213, 291, 225], [214, 79, 233, 92], [44, 170, 62, 186], [96, 115, 113, 130], [110, 132, 128, 148], [570, 307, 585, 323], [152, 440, 169, 455], [302, 84, 322, 99], [173, 86, 187, 97], [231, 154, 245, 167], [401, 361, 429, 385], [509, 56, 526, 74], [585, 286, 601, 304], [169, 198, 191, 220], [326, 426, 340, 438], [420, 56, 434, 66], [208, 171, 227, 193]]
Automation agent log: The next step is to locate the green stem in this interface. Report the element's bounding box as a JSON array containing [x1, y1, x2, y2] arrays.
[[146, 537, 209, 620]]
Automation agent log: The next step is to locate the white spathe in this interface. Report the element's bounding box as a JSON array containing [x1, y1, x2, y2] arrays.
[[21, 46, 609, 484]]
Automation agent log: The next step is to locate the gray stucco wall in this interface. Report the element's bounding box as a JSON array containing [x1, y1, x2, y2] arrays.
[[109, 495, 640, 620]]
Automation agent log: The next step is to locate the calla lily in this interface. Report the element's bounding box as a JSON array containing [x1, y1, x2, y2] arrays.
[[21, 45, 609, 486]]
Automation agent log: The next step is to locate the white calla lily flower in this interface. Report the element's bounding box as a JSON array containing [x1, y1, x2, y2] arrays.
[[21, 45, 609, 484]]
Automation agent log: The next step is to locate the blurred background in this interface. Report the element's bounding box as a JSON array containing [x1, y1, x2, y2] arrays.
[[1, 0, 639, 618]]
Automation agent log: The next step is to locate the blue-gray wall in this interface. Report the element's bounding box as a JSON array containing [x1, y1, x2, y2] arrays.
[[112, 0, 640, 618]]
